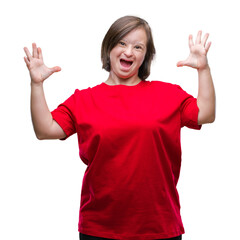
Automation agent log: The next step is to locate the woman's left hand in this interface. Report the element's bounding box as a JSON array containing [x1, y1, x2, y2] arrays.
[[177, 31, 211, 70]]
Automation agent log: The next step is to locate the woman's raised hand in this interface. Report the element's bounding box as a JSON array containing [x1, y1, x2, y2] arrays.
[[177, 31, 211, 70], [24, 43, 61, 84]]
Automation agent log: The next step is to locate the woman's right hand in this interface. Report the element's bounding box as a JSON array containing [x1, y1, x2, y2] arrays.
[[24, 43, 61, 84]]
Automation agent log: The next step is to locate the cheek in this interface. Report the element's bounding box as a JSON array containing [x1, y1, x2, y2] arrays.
[[138, 53, 146, 66], [109, 48, 120, 64]]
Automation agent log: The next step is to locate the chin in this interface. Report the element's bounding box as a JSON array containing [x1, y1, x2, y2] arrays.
[[118, 71, 137, 79]]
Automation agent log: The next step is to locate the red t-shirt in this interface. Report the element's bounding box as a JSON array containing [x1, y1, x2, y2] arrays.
[[51, 80, 201, 240]]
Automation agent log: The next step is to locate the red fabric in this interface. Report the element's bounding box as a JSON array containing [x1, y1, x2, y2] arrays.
[[51, 80, 201, 240]]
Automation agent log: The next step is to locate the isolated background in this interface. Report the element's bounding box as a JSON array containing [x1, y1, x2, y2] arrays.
[[1, 0, 239, 239]]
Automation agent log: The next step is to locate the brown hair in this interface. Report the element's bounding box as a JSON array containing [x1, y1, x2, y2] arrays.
[[101, 16, 156, 80]]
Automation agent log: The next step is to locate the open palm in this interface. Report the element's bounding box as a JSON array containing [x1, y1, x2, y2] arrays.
[[24, 43, 61, 84], [177, 31, 211, 70]]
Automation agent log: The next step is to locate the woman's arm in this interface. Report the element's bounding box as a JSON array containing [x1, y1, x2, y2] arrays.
[[177, 31, 216, 125], [197, 65, 215, 124], [24, 43, 66, 139]]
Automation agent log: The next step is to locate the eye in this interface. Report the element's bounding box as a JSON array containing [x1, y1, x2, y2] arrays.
[[119, 41, 126, 46], [135, 45, 143, 50]]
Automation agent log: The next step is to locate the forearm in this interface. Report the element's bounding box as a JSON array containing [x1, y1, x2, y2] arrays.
[[197, 66, 216, 124], [30, 82, 54, 139]]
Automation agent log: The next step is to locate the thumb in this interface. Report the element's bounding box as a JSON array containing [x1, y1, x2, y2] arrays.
[[50, 66, 61, 73], [176, 60, 186, 67]]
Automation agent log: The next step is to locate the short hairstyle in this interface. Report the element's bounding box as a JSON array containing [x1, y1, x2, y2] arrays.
[[101, 16, 156, 80]]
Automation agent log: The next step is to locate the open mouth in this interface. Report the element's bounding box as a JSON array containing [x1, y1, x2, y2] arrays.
[[120, 59, 133, 68]]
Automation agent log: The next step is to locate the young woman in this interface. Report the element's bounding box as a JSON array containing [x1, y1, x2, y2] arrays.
[[24, 16, 215, 240]]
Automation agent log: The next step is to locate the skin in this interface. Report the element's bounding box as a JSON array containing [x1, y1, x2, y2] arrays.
[[23, 29, 215, 140], [105, 27, 147, 86], [177, 31, 216, 124], [24, 44, 66, 140]]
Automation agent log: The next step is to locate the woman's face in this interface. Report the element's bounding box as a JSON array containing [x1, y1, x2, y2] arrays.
[[109, 27, 147, 80]]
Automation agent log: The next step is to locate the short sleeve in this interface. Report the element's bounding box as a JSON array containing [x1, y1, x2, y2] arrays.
[[51, 90, 78, 139], [176, 85, 202, 130]]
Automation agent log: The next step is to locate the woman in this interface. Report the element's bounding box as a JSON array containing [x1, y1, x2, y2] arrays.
[[24, 16, 215, 240]]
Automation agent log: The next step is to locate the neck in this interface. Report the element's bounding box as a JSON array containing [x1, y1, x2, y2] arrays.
[[105, 72, 142, 86]]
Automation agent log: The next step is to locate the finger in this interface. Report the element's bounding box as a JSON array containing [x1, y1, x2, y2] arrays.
[[32, 43, 38, 58], [202, 33, 209, 47], [23, 47, 32, 61], [205, 41, 211, 53], [195, 30, 202, 44], [50, 66, 62, 73], [177, 60, 186, 67], [188, 34, 194, 49], [24, 56, 30, 68], [38, 47, 43, 60]]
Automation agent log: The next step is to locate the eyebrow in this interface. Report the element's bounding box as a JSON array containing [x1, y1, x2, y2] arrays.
[[121, 39, 146, 48], [137, 43, 146, 48]]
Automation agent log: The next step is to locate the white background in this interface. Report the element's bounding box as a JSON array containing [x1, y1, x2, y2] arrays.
[[1, 0, 239, 239]]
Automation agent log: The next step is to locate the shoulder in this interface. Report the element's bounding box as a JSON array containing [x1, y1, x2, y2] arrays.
[[72, 85, 94, 96], [71, 83, 102, 103], [75, 82, 103, 94], [147, 80, 182, 92], [146, 80, 193, 104]]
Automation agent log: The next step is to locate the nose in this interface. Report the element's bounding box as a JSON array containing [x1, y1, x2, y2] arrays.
[[124, 46, 133, 57]]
